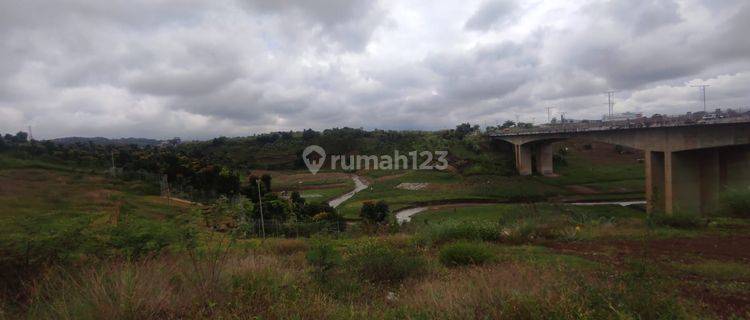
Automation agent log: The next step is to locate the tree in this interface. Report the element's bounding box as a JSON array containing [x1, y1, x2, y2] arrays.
[[302, 128, 320, 140], [517, 122, 533, 129], [261, 174, 272, 192], [13, 131, 28, 144], [360, 200, 389, 224], [300, 201, 335, 220], [500, 120, 515, 129], [254, 193, 290, 221], [454, 123, 476, 140]]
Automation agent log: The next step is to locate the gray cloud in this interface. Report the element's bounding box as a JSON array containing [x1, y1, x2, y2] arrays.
[[0, 0, 749, 139], [465, 0, 518, 31]]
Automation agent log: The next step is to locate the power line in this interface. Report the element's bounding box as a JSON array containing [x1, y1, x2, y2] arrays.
[[691, 84, 710, 112]]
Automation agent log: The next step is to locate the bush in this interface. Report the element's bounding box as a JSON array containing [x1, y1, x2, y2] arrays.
[[360, 200, 389, 224], [439, 241, 494, 267], [306, 241, 341, 281], [107, 220, 179, 258], [346, 241, 426, 284], [417, 221, 500, 245], [719, 188, 750, 217]]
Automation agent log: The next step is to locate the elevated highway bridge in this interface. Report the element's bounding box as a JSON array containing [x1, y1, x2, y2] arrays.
[[490, 117, 750, 215]]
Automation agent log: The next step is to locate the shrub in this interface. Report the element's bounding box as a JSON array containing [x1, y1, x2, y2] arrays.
[[107, 220, 179, 258], [439, 241, 495, 267], [346, 241, 426, 284], [360, 200, 390, 224], [417, 221, 500, 245], [719, 188, 750, 217], [306, 241, 341, 281]]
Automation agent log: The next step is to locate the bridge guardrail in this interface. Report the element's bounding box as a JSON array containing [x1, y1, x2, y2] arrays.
[[489, 116, 750, 137]]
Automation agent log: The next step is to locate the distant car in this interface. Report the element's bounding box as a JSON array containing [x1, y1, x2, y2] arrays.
[[702, 114, 717, 120]]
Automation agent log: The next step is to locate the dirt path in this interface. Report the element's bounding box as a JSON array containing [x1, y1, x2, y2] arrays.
[[328, 175, 368, 208]]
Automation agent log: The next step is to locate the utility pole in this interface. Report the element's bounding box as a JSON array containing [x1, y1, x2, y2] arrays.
[[546, 107, 553, 123], [691, 84, 710, 112], [27, 125, 33, 141], [257, 179, 265, 239], [605, 91, 616, 117]]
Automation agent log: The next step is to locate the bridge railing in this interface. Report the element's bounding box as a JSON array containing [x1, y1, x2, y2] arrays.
[[489, 115, 750, 137]]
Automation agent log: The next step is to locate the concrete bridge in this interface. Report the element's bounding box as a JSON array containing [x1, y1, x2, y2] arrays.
[[491, 119, 750, 215]]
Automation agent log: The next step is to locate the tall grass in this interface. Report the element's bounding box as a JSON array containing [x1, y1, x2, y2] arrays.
[[401, 261, 692, 319], [439, 241, 495, 267], [415, 221, 501, 245], [345, 240, 427, 284], [719, 188, 750, 217]]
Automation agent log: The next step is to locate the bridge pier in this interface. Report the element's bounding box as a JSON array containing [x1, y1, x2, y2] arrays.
[[513, 142, 554, 176], [496, 121, 750, 216], [647, 146, 750, 215], [514, 144, 532, 176], [534, 143, 554, 175]]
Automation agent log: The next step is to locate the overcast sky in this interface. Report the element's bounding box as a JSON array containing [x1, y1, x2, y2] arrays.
[[1, 0, 749, 139]]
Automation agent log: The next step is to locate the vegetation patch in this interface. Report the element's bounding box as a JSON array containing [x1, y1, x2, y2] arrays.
[[674, 260, 750, 280], [648, 212, 707, 229], [719, 187, 750, 217], [416, 221, 501, 245], [439, 241, 495, 267], [345, 240, 426, 284]]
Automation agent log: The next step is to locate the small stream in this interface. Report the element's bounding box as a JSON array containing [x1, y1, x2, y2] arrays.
[[395, 200, 646, 223], [328, 175, 368, 208]]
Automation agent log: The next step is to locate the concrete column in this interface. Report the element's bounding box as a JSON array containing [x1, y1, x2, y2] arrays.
[[720, 145, 750, 189], [699, 149, 720, 214], [665, 151, 702, 215], [534, 143, 554, 176], [645, 150, 665, 214], [514, 144, 532, 176]]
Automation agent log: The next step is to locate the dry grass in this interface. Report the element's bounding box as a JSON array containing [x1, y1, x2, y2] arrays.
[[24, 253, 315, 320], [400, 262, 585, 319], [260, 238, 310, 255]]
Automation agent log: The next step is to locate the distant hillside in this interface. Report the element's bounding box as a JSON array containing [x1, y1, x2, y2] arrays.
[[51, 136, 163, 147]]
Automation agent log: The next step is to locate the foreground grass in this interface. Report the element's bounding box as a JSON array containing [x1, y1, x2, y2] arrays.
[[10, 237, 707, 320]]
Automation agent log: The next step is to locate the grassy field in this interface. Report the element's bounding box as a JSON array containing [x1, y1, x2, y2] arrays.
[[10, 140, 750, 319], [336, 170, 568, 218], [1, 158, 750, 319]]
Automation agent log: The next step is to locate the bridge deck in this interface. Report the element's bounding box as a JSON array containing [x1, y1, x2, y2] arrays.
[[490, 116, 750, 138]]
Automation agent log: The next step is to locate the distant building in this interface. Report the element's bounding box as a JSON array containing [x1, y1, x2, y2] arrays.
[[602, 112, 643, 122]]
